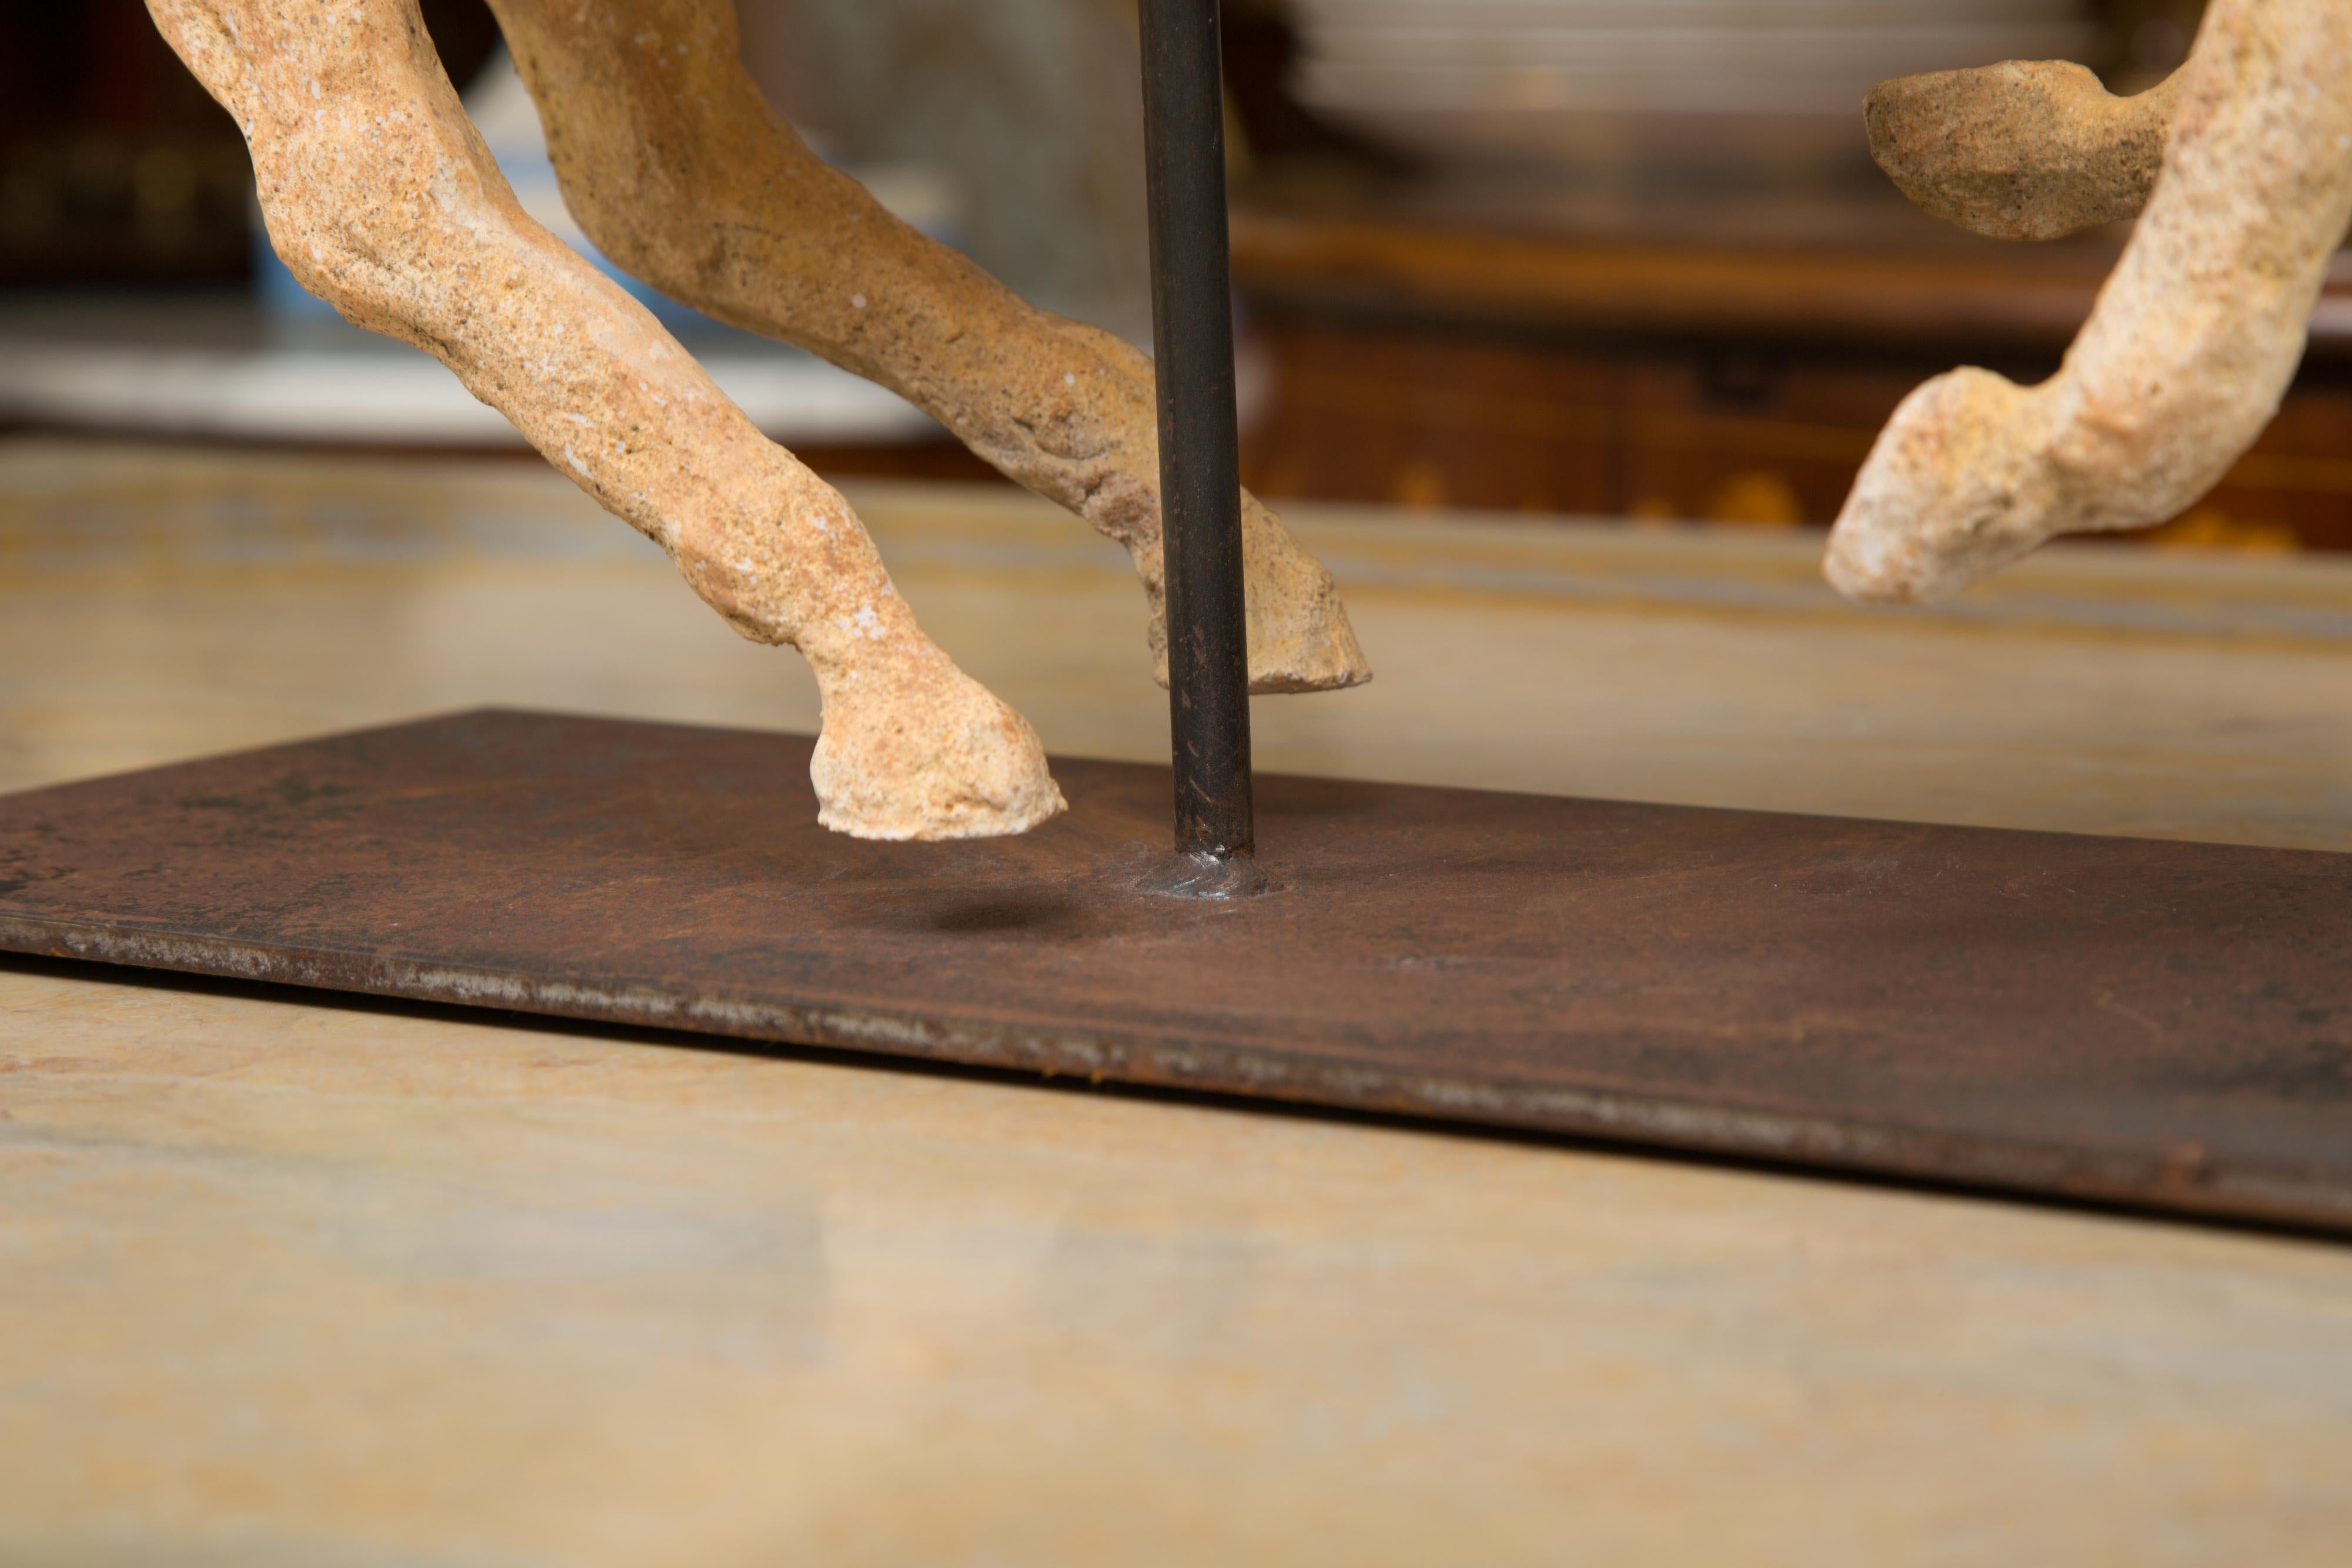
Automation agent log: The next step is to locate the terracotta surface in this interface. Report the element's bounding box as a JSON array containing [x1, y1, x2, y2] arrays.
[[143, 0, 1077, 840], [1867, 61, 2180, 243], [1832, 0, 2352, 603], [4, 441, 2351, 1560], [143, 0, 1372, 833], [489, 0, 1368, 697]]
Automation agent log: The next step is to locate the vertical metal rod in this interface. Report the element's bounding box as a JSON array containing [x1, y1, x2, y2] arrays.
[[1139, 0, 1257, 873]]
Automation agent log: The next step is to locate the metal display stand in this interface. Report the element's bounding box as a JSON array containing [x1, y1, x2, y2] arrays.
[[6, 710, 2352, 1235], [1139, 0, 1263, 896], [3, 3, 2350, 1235]]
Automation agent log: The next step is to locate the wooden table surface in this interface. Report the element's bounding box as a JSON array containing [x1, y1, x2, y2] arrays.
[[5, 439, 2350, 1565]]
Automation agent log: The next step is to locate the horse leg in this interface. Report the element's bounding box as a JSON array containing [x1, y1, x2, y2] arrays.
[[1827, 0, 2352, 602], [484, 0, 1371, 695], [145, 0, 1064, 840], [1866, 61, 2183, 242]]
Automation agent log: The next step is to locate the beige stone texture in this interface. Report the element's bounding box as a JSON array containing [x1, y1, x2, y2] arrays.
[[484, 0, 1370, 694], [1828, 0, 2352, 604], [1866, 61, 2181, 242], [146, 0, 1064, 840]]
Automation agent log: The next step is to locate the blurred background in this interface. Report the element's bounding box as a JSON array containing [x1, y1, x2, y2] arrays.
[[4, 0, 2337, 551]]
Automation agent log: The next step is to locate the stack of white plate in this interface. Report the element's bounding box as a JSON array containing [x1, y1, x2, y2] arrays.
[[1290, 0, 2100, 177]]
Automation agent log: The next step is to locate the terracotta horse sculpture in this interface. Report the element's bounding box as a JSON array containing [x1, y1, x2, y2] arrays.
[[145, 0, 1371, 841]]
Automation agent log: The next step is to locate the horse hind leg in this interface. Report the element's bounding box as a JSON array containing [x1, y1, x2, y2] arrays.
[[485, 0, 1371, 696]]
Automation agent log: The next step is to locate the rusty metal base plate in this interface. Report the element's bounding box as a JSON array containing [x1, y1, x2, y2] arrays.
[[4, 709, 2349, 1232]]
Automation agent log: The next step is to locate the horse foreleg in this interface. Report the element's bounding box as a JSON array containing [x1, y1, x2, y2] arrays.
[[146, 0, 1064, 839], [1826, 0, 2352, 603]]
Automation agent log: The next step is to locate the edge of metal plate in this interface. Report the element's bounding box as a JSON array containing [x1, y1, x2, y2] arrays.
[[4, 710, 2348, 1236]]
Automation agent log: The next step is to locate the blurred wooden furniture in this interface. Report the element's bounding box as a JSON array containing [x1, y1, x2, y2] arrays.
[[1233, 180, 2352, 551], [4, 441, 2350, 1564]]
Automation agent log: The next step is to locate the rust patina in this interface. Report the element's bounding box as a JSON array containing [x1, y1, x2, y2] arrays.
[[3, 710, 2347, 1234]]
